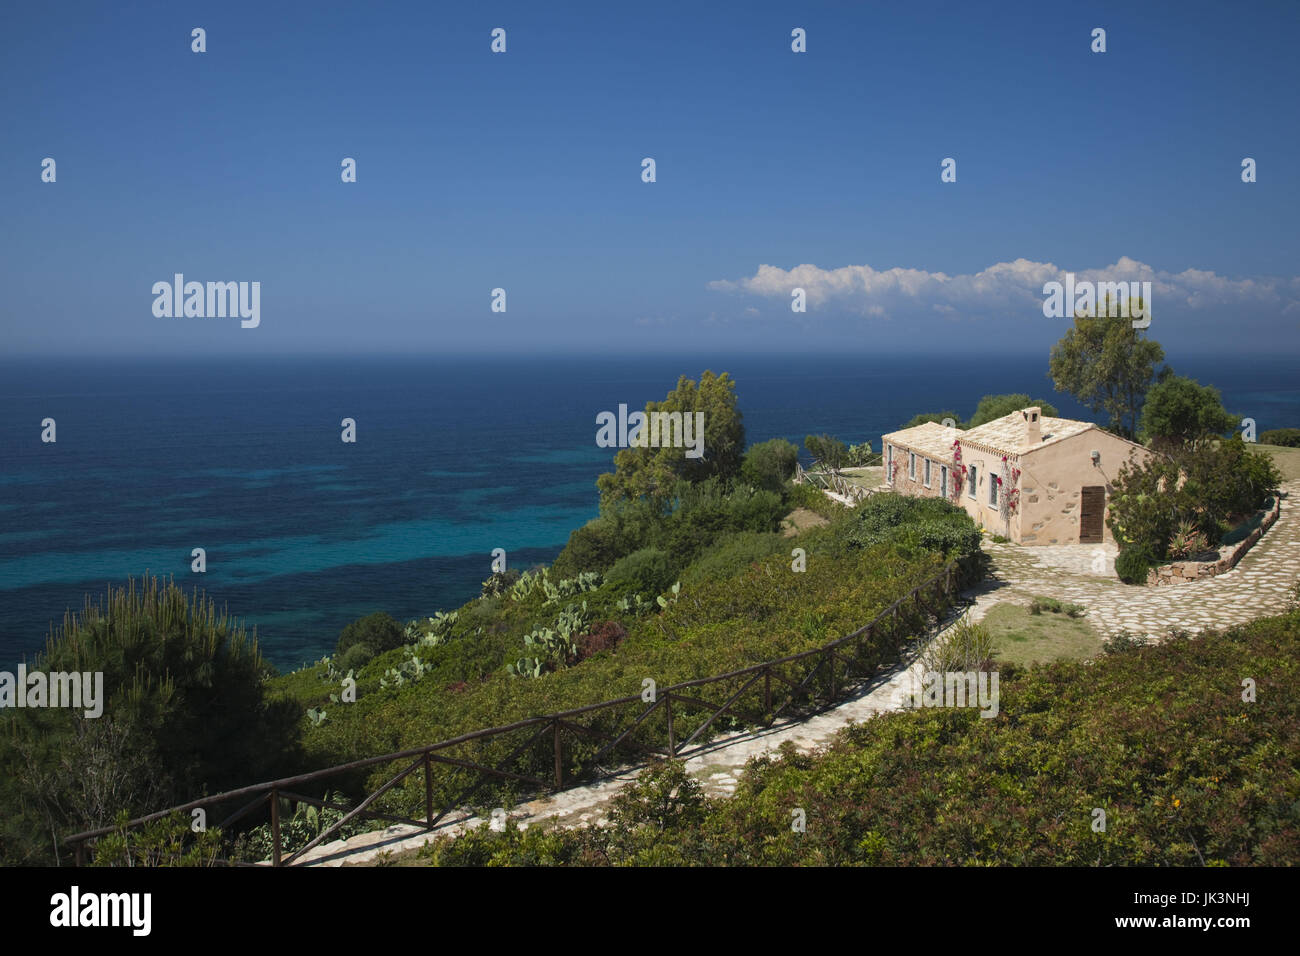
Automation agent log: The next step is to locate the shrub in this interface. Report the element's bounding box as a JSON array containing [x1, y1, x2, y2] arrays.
[[575, 621, 628, 662], [606, 547, 678, 598], [680, 532, 787, 587], [845, 442, 876, 466], [338, 642, 374, 672], [335, 612, 406, 658], [1259, 427, 1300, 448], [847, 493, 981, 558], [1167, 518, 1209, 560], [1115, 546, 1154, 585], [1175, 437, 1282, 540], [1106, 454, 1181, 558], [1139, 375, 1238, 446], [1028, 597, 1085, 617], [480, 569, 521, 598], [1028, 597, 1060, 615], [740, 438, 799, 493], [1102, 630, 1146, 654], [551, 516, 635, 577], [0, 576, 301, 866], [922, 613, 994, 674]]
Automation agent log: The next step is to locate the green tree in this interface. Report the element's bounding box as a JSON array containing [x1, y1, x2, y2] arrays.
[[1139, 375, 1238, 449], [597, 371, 745, 507], [1, 576, 301, 865], [804, 434, 848, 469], [966, 394, 1059, 428], [740, 438, 799, 493], [1048, 300, 1165, 438]]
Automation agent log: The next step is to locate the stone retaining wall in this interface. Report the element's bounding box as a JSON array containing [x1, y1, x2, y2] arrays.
[[1147, 496, 1282, 586]]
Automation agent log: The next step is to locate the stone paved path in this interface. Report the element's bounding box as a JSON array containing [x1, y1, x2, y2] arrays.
[[297, 484, 1296, 866], [967, 481, 1299, 639]]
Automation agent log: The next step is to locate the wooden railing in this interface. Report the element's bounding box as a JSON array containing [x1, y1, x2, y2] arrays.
[[64, 555, 975, 866], [795, 460, 872, 504]]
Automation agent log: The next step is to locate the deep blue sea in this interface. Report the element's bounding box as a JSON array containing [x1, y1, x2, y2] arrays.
[[2, 352, 1296, 671]]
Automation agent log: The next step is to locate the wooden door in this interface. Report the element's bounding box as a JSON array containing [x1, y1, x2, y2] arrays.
[[1080, 486, 1105, 543]]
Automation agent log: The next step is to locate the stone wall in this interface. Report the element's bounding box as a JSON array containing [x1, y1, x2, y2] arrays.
[[1147, 496, 1281, 586]]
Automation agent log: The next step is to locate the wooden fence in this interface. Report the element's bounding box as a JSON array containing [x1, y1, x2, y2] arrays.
[[795, 460, 873, 504], [64, 555, 974, 866]]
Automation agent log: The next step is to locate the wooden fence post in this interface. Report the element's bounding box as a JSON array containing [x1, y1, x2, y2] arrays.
[[270, 789, 281, 867], [424, 753, 434, 827], [553, 720, 563, 788]]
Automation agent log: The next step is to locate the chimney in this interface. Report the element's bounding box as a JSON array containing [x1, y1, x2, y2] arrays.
[[1023, 407, 1042, 445]]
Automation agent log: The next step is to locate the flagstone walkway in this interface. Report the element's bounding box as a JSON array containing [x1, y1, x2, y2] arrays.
[[966, 481, 1298, 639]]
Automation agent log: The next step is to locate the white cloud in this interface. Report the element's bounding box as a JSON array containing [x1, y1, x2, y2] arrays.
[[707, 257, 1300, 322]]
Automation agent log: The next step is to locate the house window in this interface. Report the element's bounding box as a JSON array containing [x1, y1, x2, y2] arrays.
[[968, 465, 977, 498], [941, 465, 948, 497], [908, 451, 916, 479], [886, 444, 894, 483], [990, 475, 999, 507], [923, 458, 931, 487]]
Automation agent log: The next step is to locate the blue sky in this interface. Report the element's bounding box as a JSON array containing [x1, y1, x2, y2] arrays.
[[2, 0, 1298, 357]]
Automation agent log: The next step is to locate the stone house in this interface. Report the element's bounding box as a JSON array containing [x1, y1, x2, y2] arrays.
[[880, 408, 1151, 545]]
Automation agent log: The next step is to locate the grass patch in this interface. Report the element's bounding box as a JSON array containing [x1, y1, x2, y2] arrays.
[[780, 507, 828, 536], [983, 601, 1102, 666], [1255, 443, 1300, 481]]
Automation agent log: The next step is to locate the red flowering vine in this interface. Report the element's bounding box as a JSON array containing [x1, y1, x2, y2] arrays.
[[951, 441, 965, 500], [999, 455, 1021, 523]]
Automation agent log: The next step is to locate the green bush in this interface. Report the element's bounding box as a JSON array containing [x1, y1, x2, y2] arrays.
[[680, 532, 787, 587], [1138, 375, 1237, 446], [338, 643, 374, 672], [920, 613, 993, 673], [1029, 596, 1086, 617], [606, 548, 678, 597], [416, 606, 1300, 866], [0, 576, 301, 866], [1259, 428, 1300, 448], [1115, 546, 1154, 585], [481, 569, 521, 598], [740, 438, 799, 493], [847, 493, 981, 558], [335, 612, 406, 658], [551, 516, 638, 577]]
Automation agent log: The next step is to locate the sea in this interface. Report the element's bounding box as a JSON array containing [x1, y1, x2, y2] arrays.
[[2, 352, 1295, 672]]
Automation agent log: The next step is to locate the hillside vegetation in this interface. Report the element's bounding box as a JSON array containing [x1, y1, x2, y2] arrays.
[[416, 603, 1300, 866]]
